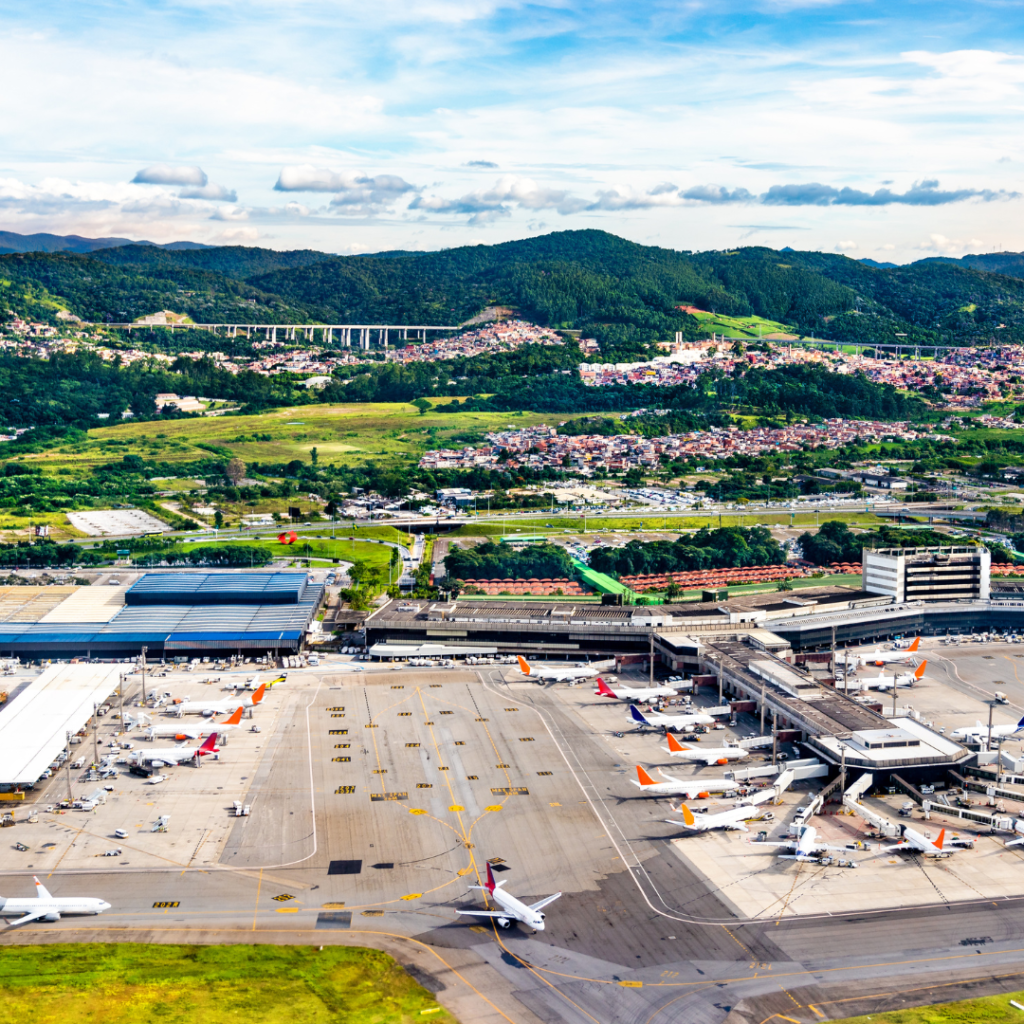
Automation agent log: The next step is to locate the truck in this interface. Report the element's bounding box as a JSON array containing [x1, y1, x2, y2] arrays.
[[995, 691, 1010, 704]]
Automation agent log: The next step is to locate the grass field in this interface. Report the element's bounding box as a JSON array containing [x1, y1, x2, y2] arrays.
[[167, 536, 399, 571], [441, 510, 889, 537], [688, 310, 796, 339], [22, 402, 559, 472], [831, 990, 1024, 1023], [0, 943, 454, 1024]]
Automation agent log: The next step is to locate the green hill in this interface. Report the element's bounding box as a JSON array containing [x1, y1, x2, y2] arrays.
[[5, 230, 1024, 357]]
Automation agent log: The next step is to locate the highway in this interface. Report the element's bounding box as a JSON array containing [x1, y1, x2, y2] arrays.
[[4, 664, 1024, 1023]]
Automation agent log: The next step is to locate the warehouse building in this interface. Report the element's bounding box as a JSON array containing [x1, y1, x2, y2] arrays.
[[0, 572, 323, 659]]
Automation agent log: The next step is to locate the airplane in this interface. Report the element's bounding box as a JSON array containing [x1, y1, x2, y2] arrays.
[[630, 765, 740, 798], [843, 638, 921, 668], [860, 661, 927, 692], [0, 876, 111, 928], [236, 673, 287, 690], [754, 824, 853, 863], [628, 705, 717, 732], [595, 677, 677, 703], [951, 715, 1024, 742], [664, 801, 768, 833], [145, 706, 245, 740], [662, 731, 748, 765], [131, 732, 219, 768], [884, 825, 952, 858], [455, 862, 561, 931], [516, 656, 606, 683], [172, 682, 266, 717]]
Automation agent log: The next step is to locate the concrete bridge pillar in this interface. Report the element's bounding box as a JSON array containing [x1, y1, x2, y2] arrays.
[[272, 327, 277, 343], [343, 328, 351, 348], [382, 327, 388, 348], [325, 326, 332, 345]]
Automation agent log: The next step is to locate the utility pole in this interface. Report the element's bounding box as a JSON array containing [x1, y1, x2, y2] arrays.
[[140, 646, 149, 707], [987, 700, 994, 753], [649, 628, 655, 686], [65, 730, 73, 803], [839, 742, 847, 796], [830, 624, 836, 681], [760, 680, 767, 734], [771, 711, 778, 766], [92, 703, 99, 767], [118, 672, 124, 735], [892, 680, 898, 719]]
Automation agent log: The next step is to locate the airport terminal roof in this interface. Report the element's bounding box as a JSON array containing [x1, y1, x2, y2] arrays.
[[126, 571, 312, 606], [0, 663, 122, 787]]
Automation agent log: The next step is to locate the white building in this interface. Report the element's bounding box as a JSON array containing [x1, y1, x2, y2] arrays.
[[862, 546, 990, 603]]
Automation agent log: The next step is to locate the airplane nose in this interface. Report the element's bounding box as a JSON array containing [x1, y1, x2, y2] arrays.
[[100, 901, 112, 910]]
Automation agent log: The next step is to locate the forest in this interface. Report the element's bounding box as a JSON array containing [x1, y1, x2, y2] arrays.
[[588, 527, 785, 577], [6, 230, 1024, 361], [443, 540, 575, 580]]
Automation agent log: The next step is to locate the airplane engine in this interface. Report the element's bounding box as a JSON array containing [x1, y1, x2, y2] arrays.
[[716, 758, 729, 765], [202, 709, 215, 718], [697, 791, 710, 799], [44, 912, 60, 921], [497, 917, 512, 929]]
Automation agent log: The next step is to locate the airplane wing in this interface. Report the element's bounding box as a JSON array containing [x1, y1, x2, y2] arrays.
[[1006, 836, 1024, 848], [529, 893, 562, 911], [3, 907, 54, 928], [455, 909, 513, 918]]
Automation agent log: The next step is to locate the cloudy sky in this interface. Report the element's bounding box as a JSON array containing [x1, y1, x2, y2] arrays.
[[2, 1, 1022, 260]]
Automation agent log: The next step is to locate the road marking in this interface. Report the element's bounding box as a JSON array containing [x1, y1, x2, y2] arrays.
[[402, 893, 422, 901], [251, 867, 263, 931], [485, 805, 503, 812], [272, 894, 296, 902], [449, 805, 465, 812]]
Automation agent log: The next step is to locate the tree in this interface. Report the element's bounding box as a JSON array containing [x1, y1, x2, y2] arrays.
[[310, 447, 319, 466], [664, 581, 682, 601], [776, 577, 794, 591], [214, 509, 224, 529], [412, 398, 432, 416], [226, 457, 246, 486]]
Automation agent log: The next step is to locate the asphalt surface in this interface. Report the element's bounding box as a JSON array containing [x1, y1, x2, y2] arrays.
[[5, 664, 1024, 1024]]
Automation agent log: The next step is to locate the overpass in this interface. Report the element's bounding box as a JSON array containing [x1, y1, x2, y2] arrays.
[[88, 322, 459, 350]]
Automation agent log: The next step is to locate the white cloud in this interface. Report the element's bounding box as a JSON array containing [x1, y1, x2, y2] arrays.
[[133, 165, 208, 187], [915, 233, 986, 254], [179, 183, 238, 202], [410, 176, 588, 224], [835, 239, 858, 251]]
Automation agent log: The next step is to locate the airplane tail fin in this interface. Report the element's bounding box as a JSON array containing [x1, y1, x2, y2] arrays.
[[666, 732, 686, 753], [934, 828, 945, 851], [636, 765, 658, 787], [909, 637, 920, 652], [33, 876, 52, 901], [1016, 714, 1024, 731], [219, 706, 244, 726], [198, 732, 218, 753], [629, 704, 649, 725], [485, 863, 497, 894], [517, 656, 531, 676], [251, 683, 267, 704], [595, 677, 617, 697], [678, 803, 695, 826], [914, 661, 927, 680]]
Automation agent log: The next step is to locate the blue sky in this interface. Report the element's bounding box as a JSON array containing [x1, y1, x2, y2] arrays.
[[2, 1, 1022, 259]]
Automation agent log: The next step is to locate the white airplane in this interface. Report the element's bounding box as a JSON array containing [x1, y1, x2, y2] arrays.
[[860, 661, 927, 692], [0, 876, 111, 928], [132, 732, 219, 767], [884, 825, 952, 858], [146, 706, 245, 741], [843, 638, 921, 668], [755, 824, 853, 863], [663, 731, 748, 765], [951, 715, 1024, 742], [172, 682, 266, 717], [596, 677, 677, 703], [664, 801, 767, 833], [456, 862, 561, 931], [237, 673, 287, 690], [628, 705, 718, 731], [517, 656, 604, 683], [630, 765, 740, 798]]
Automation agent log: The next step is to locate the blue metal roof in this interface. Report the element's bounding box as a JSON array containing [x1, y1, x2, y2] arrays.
[[125, 571, 312, 606]]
